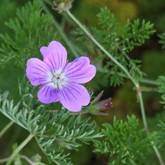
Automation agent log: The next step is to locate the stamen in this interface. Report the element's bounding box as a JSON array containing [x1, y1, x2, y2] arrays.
[[48, 70, 67, 89]]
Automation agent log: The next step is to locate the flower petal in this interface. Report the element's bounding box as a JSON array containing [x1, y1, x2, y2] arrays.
[[64, 56, 96, 83], [26, 58, 49, 86], [40, 41, 67, 71], [37, 84, 60, 104], [59, 83, 90, 112]]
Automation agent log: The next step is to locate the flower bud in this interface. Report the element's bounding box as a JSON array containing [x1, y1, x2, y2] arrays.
[[89, 91, 112, 115], [53, 0, 73, 13]]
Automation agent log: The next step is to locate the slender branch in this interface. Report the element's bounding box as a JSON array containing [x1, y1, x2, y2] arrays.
[[152, 142, 165, 165], [20, 155, 34, 164], [66, 10, 138, 87], [34, 137, 59, 165], [65, 10, 164, 165], [138, 87, 164, 165], [138, 86, 159, 92], [137, 87, 149, 134], [20, 155, 47, 165], [41, 0, 78, 57], [0, 157, 9, 163], [110, 71, 158, 87], [119, 72, 158, 86], [0, 121, 14, 138], [140, 78, 158, 86], [6, 134, 34, 165]]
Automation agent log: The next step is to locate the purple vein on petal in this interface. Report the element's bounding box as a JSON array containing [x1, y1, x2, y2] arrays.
[[32, 67, 47, 74], [65, 87, 78, 101], [48, 52, 56, 70], [42, 85, 48, 97], [56, 52, 60, 67], [65, 65, 83, 74], [66, 67, 89, 77], [67, 84, 81, 96], [61, 88, 72, 102]]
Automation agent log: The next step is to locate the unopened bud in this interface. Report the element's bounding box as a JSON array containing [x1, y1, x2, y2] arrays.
[[53, 0, 73, 13]]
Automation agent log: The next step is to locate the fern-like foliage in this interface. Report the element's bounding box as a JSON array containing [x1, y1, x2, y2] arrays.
[[95, 8, 155, 53], [158, 32, 165, 49], [94, 115, 153, 164], [0, 91, 41, 132], [0, 0, 58, 68], [157, 120, 165, 148], [74, 7, 155, 86], [0, 79, 102, 165], [156, 76, 165, 148], [157, 76, 165, 108], [35, 109, 101, 165]]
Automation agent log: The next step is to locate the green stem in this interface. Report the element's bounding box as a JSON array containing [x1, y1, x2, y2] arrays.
[[152, 142, 165, 165], [66, 10, 138, 87], [138, 87, 164, 165], [20, 155, 47, 165], [140, 78, 158, 86], [6, 134, 34, 165], [137, 86, 149, 134], [138, 86, 159, 93], [0, 157, 9, 163], [0, 121, 14, 138], [65, 10, 164, 165], [111, 71, 158, 86], [34, 137, 56, 164], [41, 0, 78, 57]]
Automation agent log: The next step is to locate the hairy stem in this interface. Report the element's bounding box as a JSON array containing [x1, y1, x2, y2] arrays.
[[6, 134, 34, 165], [0, 121, 14, 138], [65, 10, 164, 165]]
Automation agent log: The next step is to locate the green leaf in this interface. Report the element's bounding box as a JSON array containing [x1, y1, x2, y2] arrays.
[[0, 0, 58, 68], [94, 115, 154, 164]]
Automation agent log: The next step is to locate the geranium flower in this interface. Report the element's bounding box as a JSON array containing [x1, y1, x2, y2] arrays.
[[26, 41, 96, 112]]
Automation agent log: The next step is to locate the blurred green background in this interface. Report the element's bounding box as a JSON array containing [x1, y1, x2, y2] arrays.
[[0, 0, 165, 164]]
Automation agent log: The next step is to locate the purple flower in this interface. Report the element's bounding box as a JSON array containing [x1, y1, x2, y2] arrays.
[[26, 41, 96, 112]]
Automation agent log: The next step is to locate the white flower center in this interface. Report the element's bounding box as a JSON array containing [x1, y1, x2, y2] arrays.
[[48, 70, 67, 89]]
